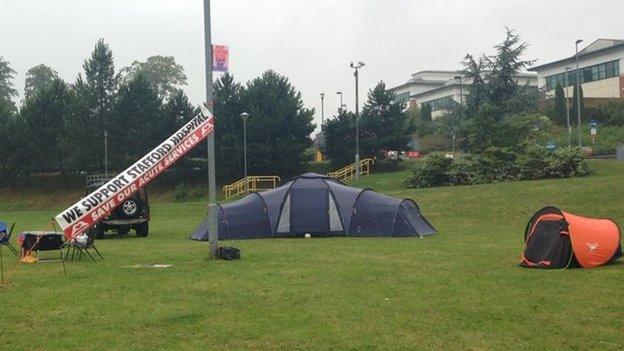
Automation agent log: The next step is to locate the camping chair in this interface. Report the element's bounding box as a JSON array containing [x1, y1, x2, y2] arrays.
[[65, 230, 103, 262], [0, 221, 18, 256]]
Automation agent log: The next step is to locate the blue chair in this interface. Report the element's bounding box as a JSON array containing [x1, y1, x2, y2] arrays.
[[0, 221, 18, 256]]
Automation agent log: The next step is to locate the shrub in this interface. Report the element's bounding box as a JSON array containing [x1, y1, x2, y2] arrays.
[[174, 183, 191, 202], [448, 154, 487, 185], [405, 147, 589, 188], [404, 152, 452, 188], [547, 147, 590, 178], [516, 145, 549, 180]]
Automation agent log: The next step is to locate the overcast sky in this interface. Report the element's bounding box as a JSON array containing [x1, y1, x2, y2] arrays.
[[1, 0, 622, 132]]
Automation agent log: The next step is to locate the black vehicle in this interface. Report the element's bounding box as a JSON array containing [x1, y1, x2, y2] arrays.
[[86, 174, 150, 239]]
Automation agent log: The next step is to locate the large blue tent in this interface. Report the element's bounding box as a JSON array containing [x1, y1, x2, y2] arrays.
[[190, 173, 436, 240]]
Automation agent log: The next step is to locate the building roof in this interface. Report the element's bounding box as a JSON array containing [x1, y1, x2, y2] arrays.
[[529, 39, 624, 71]]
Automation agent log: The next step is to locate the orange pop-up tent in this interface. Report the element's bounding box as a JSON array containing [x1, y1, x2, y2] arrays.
[[521, 207, 622, 269]]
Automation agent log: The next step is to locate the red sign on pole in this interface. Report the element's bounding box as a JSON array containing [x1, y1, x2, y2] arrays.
[[213, 45, 229, 72]]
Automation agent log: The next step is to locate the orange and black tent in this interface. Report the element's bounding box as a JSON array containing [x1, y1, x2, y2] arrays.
[[521, 207, 622, 269]]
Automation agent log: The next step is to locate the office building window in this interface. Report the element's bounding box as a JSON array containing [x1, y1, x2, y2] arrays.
[[425, 96, 458, 111], [545, 59, 620, 90], [394, 91, 410, 104]]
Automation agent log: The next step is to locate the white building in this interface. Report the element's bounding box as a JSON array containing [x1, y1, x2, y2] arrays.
[[390, 70, 537, 118], [529, 39, 624, 100]]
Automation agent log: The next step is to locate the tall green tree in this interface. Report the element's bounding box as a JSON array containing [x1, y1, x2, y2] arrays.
[[322, 110, 356, 166], [108, 74, 163, 169], [76, 39, 119, 172], [61, 76, 101, 171], [24, 64, 59, 99], [241, 70, 315, 175], [420, 103, 432, 122], [213, 73, 244, 180], [486, 27, 535, 110], [360, 81, 413, 157], [462, 54, 487, 116], [0, 56, 18, 114], [20, 79, 72, 172], [552, 83, 566, 125], [121, 55, 187, 100]]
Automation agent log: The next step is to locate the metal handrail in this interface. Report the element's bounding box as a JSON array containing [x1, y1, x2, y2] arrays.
[[222, 175, 281, 200], [327, 158, 374, 182]]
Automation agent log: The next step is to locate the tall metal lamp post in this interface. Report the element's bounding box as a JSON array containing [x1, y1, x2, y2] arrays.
[[320, 93, 325, 127], [336, 91, 344, 113], [241, 112, 250, 194], [575, 39, 583, 147], [453, 75, 463, 154], [350, 61, 365, 180], [565, 67, 573, 148], [203, 0, 218, 258]]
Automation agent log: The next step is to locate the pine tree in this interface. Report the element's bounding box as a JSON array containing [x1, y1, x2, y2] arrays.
[[24, 64, 59, 99], [20, 79, 72, 172], [420, 103, 432, 122], [360, 81, 413, 158], [0, 56, 18, 114], [323, 109, 356, 167], [552, 83, 566, 125]]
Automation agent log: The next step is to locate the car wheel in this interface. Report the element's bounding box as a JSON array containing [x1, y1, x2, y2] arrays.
[[94, 224, 105, 239], [136, 222, 149, 237], [122, 199, 138, 217]]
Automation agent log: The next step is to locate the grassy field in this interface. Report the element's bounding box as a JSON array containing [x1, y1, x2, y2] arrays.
[[1, 160, 623, 350]]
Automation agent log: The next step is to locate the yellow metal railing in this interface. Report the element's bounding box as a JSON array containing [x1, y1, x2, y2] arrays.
[[327, 158, 374, 182], [223, 175, 281, 200]]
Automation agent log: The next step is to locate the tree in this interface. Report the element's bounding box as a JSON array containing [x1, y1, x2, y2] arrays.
[[61, 76, 101, 172], [0, 56, 18, 113], [552, 83, 566, 125], [458, 28, 538, 152], [20, 79, 72, 172], [24, 64, 59, 99], [322, 110, 356, 166], [571, 83, 585, 121], [462, 54, 487, 116], [486, 27, 535, 110], [241, 70, 315, 175], [80, 38, 119, 172], [121, 55, 187, 100], [213, 73, 244, 180], [420, 103, 432, 122], [108, 74, 163, 169], [360, 81, 413, 157]]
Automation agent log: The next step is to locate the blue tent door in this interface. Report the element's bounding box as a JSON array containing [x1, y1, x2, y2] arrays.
[[290, 187, 329, 234]]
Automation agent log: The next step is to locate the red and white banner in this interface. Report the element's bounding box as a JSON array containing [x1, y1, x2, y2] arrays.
[[55, 107, 215, 239], [212, 45, 229, 72]]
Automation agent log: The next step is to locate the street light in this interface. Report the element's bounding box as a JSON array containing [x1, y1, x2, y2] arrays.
[[453, 75, 463, 154], [575, 39, 583, 147], [320, 93, 325, 128], [350, 61, 365, 180], [336, 91, 344, 113], [565, 67, 573, 148], [203, 0, 218, 258], [240, 112, 250, 194]]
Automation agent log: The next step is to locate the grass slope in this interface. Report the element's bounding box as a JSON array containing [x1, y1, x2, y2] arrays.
[[0, 160, 623, 350]]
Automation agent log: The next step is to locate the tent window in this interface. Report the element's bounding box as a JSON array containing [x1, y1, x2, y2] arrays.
[[277, 193, 291, 233], [328, 195, 343, 232]]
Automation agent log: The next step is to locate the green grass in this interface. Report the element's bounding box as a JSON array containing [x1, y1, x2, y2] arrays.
[[1, 160, 623, 350]]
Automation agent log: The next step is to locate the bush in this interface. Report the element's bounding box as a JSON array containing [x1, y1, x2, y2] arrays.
[[405, 146, 589, 188], [547, 147, 590, 178], [404, 152, 452, 188]]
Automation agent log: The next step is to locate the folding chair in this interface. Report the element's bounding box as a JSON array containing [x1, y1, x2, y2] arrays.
[[0, 221, 18, 256], [65, 230, 103, 262]]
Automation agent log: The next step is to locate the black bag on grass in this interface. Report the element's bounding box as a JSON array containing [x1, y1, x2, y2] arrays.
[[218, 246, 240, 260]]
